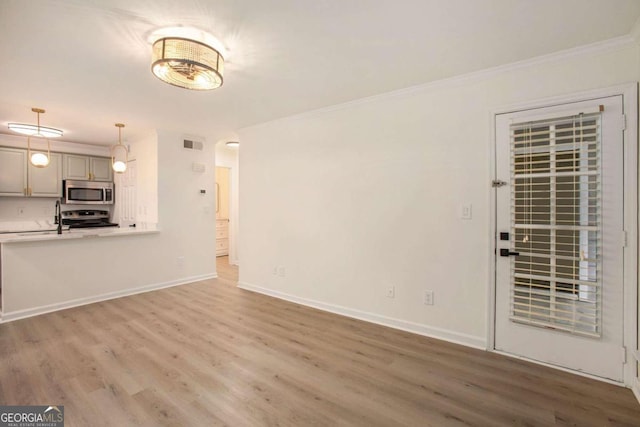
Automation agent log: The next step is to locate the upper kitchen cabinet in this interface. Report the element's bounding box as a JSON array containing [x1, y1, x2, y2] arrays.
[[63, 154, 112, 181], [0, 147, 62, 197], [90, 157, 112, 181], [28, 153, 62, 197], [0, 147, 27, 196]]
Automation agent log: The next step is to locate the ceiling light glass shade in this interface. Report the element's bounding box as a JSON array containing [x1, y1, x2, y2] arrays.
[[151, 37, 224, 90], [27, 136, 51, 168], [112, 160, 126, 173], [8, 123, 63, 138], [31, 152, 50, 167], [111, 123, 128, 174], [226, 141, 239, 147]]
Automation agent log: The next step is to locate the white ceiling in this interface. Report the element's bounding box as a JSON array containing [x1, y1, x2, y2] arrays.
[[1, 0, 639, 145]]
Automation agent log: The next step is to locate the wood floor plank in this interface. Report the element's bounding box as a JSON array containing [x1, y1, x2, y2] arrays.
[[0, 256, 638, 426]]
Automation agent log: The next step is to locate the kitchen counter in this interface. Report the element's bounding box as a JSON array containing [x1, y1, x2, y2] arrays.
[[0, 225, 159, 243], [0, 222, 213, 324]]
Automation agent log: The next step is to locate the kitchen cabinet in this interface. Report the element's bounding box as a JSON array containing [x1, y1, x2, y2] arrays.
[[29, 153, 63, 197], [0, 147, 27, 196], [90, 157, 112, 181], [0, 147, 62, 197], [63, 154, 112, 181]]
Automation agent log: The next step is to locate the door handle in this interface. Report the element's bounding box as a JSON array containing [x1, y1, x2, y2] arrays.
[[500, 249, 520, 257]]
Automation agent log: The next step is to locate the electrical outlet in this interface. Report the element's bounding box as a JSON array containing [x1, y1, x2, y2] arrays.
[[17, 207, 25, 216], [424, 290, 434, 305], [177, 256, 185, 267], [386, 286, 395, 298], [272, 267, 278, 275], [278, 266, 286, 277]]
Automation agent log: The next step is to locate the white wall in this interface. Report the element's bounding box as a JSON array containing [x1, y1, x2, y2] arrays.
[[215, 142, 239, 265], [238, 40, 640, 348], [156, 129, 218, 273], [129, 130, 158, 227]]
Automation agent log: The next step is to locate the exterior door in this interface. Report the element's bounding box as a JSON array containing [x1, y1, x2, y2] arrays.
[[494, 96, 625, 381]]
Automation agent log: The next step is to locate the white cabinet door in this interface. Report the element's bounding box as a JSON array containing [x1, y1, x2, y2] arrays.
[[29, 152, 62, 197], [0, 147, 27, 196], [64, 154, 89, 180], [90, 157, 112, 181], [63, 155, 112, 181]]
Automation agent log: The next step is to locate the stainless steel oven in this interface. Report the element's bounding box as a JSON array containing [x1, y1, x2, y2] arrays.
[[63, 180, 114, 205]]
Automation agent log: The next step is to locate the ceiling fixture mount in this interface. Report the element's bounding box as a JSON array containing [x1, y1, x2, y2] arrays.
[[111, 123, 128, 174], [225, 141, 239, 148], [151, 36, 224, 90]]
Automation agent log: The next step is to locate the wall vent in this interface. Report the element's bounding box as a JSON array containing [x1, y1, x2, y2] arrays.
[[183, 139, 203, 150]]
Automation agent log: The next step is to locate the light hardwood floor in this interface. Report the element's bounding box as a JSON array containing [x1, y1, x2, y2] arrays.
[[1, 256, 639, 426]]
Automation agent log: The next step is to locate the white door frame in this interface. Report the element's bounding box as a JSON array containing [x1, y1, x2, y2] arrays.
[[215, 162, 238, 265], [487, 83, 638, 387]]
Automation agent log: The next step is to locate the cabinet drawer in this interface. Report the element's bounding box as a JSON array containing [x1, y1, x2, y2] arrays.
[[216, 219, 228, 229], [216, 239, 229, 250], [216, 238, 229, 256], [216, 228, 228, 239]]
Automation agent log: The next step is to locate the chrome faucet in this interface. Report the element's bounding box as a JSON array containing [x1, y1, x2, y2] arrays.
[[55, 199, 62, 234]]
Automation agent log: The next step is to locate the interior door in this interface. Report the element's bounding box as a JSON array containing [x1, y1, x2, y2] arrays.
[[115, 159, 136, 227], [494, 96, 625, 381]]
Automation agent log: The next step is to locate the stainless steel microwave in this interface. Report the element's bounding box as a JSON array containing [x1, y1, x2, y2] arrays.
[[62, 180, 114, 205]]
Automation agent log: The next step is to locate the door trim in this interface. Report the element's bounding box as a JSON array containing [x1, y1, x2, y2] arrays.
[[488, 83, 638, 387]]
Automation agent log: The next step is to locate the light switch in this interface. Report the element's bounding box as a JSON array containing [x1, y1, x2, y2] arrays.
[[460, 204, 472, 220]]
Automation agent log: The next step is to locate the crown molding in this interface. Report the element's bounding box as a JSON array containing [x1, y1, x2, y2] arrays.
[[240, 34, 637, 132]]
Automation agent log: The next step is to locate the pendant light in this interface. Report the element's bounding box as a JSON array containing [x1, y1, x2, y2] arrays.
[[8, 108, 62, 168], [111, 123, 128, 173]]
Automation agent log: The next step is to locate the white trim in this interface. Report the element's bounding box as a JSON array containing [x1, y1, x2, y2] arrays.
[[0, 273, 218, 323], [631, 347, 640, 403], [0, 133, 111, 156], [237, 281, 486, 350], [487, 108, 498, 351], [239, 35, 636, 134], [630, 15, 640, 45], [488, 83, 639, 388], [215, 154, 239, 266], [620, 83, 639, 389], [494, 350, 624, 387]]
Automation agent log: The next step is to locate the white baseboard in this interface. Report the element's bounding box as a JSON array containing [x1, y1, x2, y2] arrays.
[[1, 273, 218, 323], [237, 281, 486, 350]]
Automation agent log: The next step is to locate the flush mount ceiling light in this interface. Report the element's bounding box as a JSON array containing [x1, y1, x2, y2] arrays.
[[225, 141, 239, 148], [151, 32, 224, 90], [8, 107, 63, 138], [111, 123, 128, 174]]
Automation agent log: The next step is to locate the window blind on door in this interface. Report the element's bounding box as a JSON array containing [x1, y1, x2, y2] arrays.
[[509, 111, 601, 338]]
